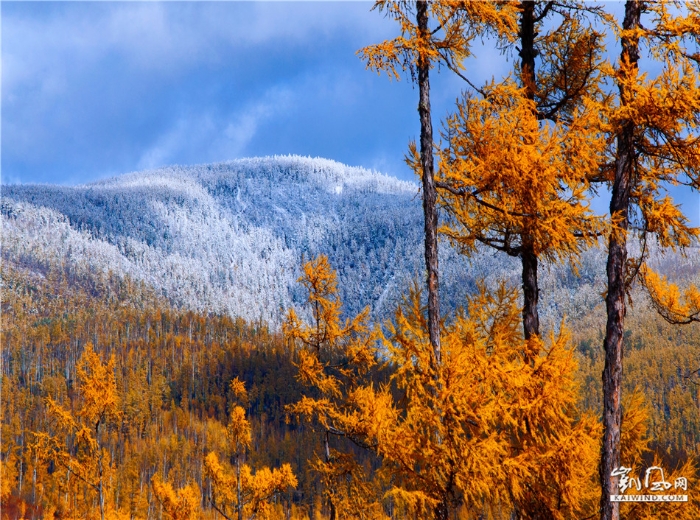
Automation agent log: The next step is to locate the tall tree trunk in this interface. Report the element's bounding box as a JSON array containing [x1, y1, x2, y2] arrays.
[[518, 2, 541, 342], [519, 6, 546, 519], [416, 0, 441, 365], [518, 1, 537, 101], [521, 248, 540, 341], [600, 3, 641, 520], [98, 449, 105, 520], [237, 447, 243, 520], [416, 9, 450, 518], [434, 499, 449, 520], [324, 431, 337, 520]]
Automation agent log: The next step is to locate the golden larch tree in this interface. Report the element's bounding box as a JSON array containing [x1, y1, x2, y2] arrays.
[[359, 0, 518, 363], [33, 343, 121, 520], [286, 257, 601, 519], [204, 378, 297, 520], [435, 1, 608, 343], [151, 475, 201, 520], [361, 283, 601, 519], [283, 256, 386, 519], [598, 2, 700, 519]]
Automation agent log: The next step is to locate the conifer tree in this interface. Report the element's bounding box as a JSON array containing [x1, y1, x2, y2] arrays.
[[283, 256, 384, 519], [598, 1, 700, 517], [151, 475, 201, 520], [435, 1, 608, 342], [613, 392, 700, 520], [286, 257, 601, 519], [359, 0, 518, 363], [33, 343, 121, 520], [363, 283, 601, 519], [204, 378, 297, 520]]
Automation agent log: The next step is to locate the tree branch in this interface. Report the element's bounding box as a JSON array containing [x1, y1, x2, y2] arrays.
[[436, 181, 535, 218]]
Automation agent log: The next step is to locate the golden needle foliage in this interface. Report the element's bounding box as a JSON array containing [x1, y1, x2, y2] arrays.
[[436, 82, 607, 262], [359, 0, 517, 365], [151, 475, 201, 520], [204, 452, 297, 520], [204, 378, 297, 520], [358, 1, 517, 82], [615, 392, 700, 520], [283, 256, 379, 432], [641, 265, 700, 325], [287, 257, 601, 519], [368, 284, 600, 519], [32, 343, 122, 520], [283, 255, 386, 518], [601, 1, 700, 251]]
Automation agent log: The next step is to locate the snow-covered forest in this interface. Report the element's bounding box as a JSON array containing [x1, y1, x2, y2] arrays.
[[3, 155, 697, 330]]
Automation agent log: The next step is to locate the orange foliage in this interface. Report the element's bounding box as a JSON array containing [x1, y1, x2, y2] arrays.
[[358, 1, 517, 82], [152, 474, 201, 520], [204, 379, 297, 520], [283, 255, 386, 518], [436, 81, 607, 262], [287, 258, 601, 519], [642, 265, 700, 325]]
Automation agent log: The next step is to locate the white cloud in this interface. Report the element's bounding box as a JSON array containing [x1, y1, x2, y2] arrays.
[[212, 85, 294, 160], [2, 2, 392, 100], [136, 84, 294, 170], [136, 116, 200, 171]]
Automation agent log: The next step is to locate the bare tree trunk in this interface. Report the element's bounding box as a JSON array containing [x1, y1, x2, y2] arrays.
[[99, 450, 105, 520], [600, 3, 641, 519], [521, 248, 540, 342], [325, 431, 336, 520], [518, 2, 541, 343], [434, 499, 449, 520], [237, 449, 243, 520], [416, 0, 441, 365]]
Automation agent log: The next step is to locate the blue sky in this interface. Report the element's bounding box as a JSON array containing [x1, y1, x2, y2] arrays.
[[1, 1, 697, 225], [3, 1, 494, 186]]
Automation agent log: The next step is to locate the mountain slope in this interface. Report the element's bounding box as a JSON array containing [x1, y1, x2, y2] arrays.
[[2, 156, 459, 325], [2, 155, 698, 327]]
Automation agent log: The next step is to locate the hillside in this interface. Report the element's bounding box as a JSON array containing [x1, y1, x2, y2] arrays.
[[2, 156, 700, 519], [2, 238, 699, 520], [2, 155, 698, 329], [1, 156, 487, 326]]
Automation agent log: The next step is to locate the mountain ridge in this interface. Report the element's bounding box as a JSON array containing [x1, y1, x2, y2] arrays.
[[2, 155, 435, 326], [3, 155, 698, 329]]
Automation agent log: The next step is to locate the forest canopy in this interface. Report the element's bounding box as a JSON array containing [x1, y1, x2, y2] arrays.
[[2, 1, 700, 520]]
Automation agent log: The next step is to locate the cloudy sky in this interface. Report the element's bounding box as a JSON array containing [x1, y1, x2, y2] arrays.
[[2, 1, 500, 186], [1, 1, 697, 224]]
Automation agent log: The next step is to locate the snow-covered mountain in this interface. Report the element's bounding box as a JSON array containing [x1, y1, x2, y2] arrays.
[[2, 156, 447, 324], [2, 155, 697, 328]]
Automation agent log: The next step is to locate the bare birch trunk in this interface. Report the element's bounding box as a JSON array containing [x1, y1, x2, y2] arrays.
[[325, 431, 336, 520]]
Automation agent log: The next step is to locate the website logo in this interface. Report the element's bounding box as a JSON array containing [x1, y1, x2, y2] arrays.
[[610, 465, 688, 502]]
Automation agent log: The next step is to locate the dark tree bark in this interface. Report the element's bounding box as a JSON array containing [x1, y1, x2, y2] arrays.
[[519, 0, 537, 102], [434, 498, 449, 520], [237, 450, 243, 520], [416, 0, 441, 365], [417, 5, 448, 519], [325, 431, 337, 520], [518, 1, 541, 342], [599, 2, 641, 519], [521, 248, 540, 341]]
